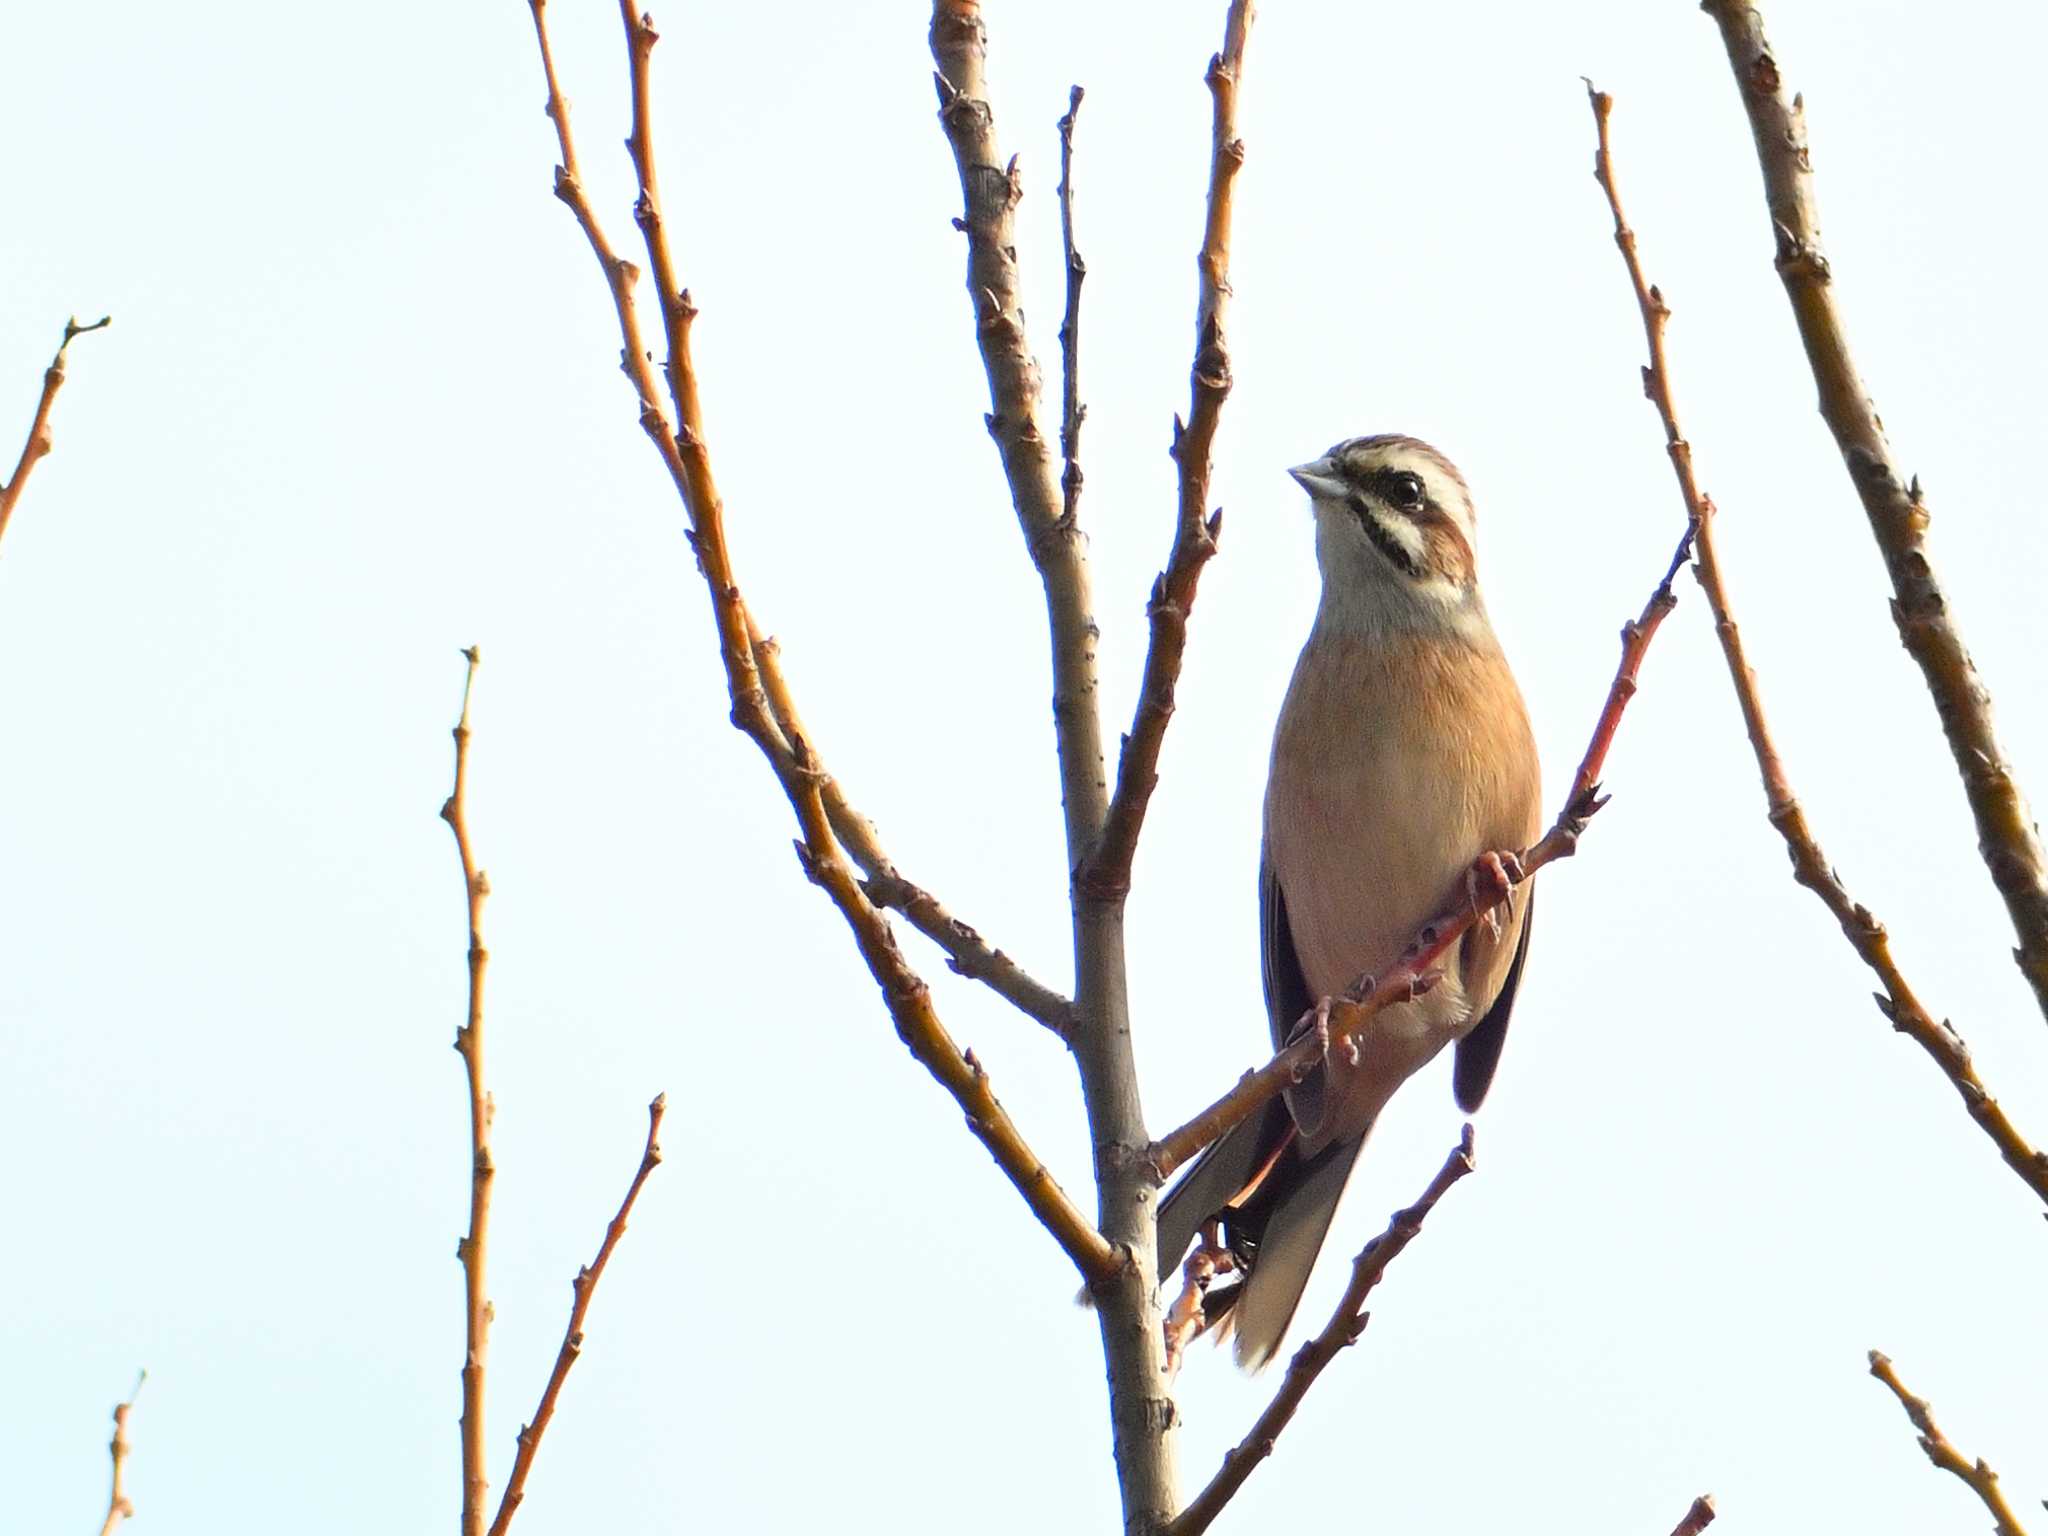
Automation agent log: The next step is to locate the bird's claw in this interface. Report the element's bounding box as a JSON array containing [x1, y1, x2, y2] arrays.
[[1465, 850, 1522, 940]]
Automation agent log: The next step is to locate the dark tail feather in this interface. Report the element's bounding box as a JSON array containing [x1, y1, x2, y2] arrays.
[[1155, 1097, 1293, 1283], [1229, 1136, 1364, 1370]]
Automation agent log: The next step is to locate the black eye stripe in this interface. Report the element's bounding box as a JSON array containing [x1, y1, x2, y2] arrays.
[[1346, 492, 1425, 579]]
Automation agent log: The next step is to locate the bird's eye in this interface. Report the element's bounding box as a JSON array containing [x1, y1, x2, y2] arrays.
[[1388, 472, 1425, 513]]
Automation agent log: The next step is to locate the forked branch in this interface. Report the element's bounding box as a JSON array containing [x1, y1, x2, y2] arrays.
[[1148, 525, 1695, 1182], [0, 315, 111, 554], [489, 1098, 668, 1536], [526, 0, 1113, 1282], [750, 624, 1073, 1035], [1585, 83, 2048, 1209], [1868, 1352, 2032, 1536], [1167, 1129, 1477, 1536], [930, 1, 1109, 864], [440, 650, 665, 1536], [1085, 1, 1253, 895], [1701, 0, 2048, 1027]]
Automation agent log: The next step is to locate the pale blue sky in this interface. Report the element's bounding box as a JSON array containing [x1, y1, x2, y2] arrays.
[[5, 1, 2045, 1530]]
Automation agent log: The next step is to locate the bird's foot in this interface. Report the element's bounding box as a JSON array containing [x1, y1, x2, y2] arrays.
[[1465, 850, 1524, 940]]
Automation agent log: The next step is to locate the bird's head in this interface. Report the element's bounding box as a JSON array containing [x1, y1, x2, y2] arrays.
[[1289, 434, 1484, 629]]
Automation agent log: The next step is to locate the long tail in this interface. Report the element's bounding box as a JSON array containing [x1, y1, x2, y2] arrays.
[[1155, 1098, 1368, 1371], [1154, 1097, 1292, 1283], [1226, 1137, 1362, 1369]]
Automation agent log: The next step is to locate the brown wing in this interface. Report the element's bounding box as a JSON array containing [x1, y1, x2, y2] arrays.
[[1261, 854, 1328, 1134], [1452, 887, 1534, 1113]]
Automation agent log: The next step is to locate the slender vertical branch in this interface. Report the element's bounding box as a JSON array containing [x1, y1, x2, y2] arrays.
[[1057, 86, 1086, 529], [526, 0, 1112, 1280], [1585, 84, 2048, 1209], [1086, 2, 1253, 894], [0, 315, 111, 554], [1665, 1495, 1717, 1536], [488, 1097, 668, 1536], [930, 2, 1110, 865], [1869, 1352, 2032, 1536], [1701, 0, 2048, 1026], [1167, 1130, 1477, 1536], [441, 647, 494, 1536], [94, 1371, 145, 1536], [930, 6, 1231, 1528]]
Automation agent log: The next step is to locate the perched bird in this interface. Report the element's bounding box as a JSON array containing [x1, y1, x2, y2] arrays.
[[1157, 434, 1542, 1370]]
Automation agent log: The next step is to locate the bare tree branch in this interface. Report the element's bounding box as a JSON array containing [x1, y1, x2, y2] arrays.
[[1701, 0, 2048, 1027], [441, 646, 495, 1536], [1168, 1128, 1477, 1536], [930, 2, 1110, 867], [489, 1097, 667, 1536], [439, 650, 664, 1534], [930, 9, 1265, 1527], [1147, 524, 1695, 1182], [1085, 4, 1252, 896], [0, 315, 110, 555], [1869, 1352, 2032, 1536], [525, 0, 1113, 1282], [1057, 85, 1086, 530], [94, 1371, 144, 1536], [1665, 1494, 1717, 1536], [1584, 83, 2048, 1210], [750, 625, 1074, 1035]]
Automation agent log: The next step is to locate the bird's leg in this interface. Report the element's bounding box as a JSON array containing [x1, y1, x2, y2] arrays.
[[1464, 849, 1524, 940]]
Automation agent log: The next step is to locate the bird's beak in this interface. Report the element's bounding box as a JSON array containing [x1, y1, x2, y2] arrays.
[[1288, 458, 1348, 503]]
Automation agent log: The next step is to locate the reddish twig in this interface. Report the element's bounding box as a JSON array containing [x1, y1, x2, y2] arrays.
[[1084, 0, 1253, 897], [1701, 0, 2048, 1025], [0, 315, 111, 554], [440, 648, 495, 1536], [94, 1371, 145, 1536], [1146, 525, 1693, 1182], [1666, 1495, 1717, 1536], [526, 0, 1113, 1281], [1585, 83, 2048, 1210], [1868, 1352, 2031, 1536], [1161, 1223, 1237, 1379], [1167, 1129, 1477, 1536], [489, 1097, 668, 1536]]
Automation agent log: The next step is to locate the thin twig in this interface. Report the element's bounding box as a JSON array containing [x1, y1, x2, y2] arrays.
[[930, 3, 1109, 869], [1666, 1495, 1717, 1536], [1702, 0, 2048, 1026], [95, 1371, 145, 1536], [0, 315, 111, 553], [1084, 2, 1253, 897], [1147, 526, 1694, 1182], [441, 647, 495, 1536], [1584, 83, 2048, 1209], [750, 625, 1073, 1035], [489, 1097, 668, 1536], [1057, 85, 1086, 529], [526, 0, 1113, 1282], [1161, 1223, 1236, 1379], [1869, 1351, 2032, 1536], [1167, 1129, 1477, 1536]]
